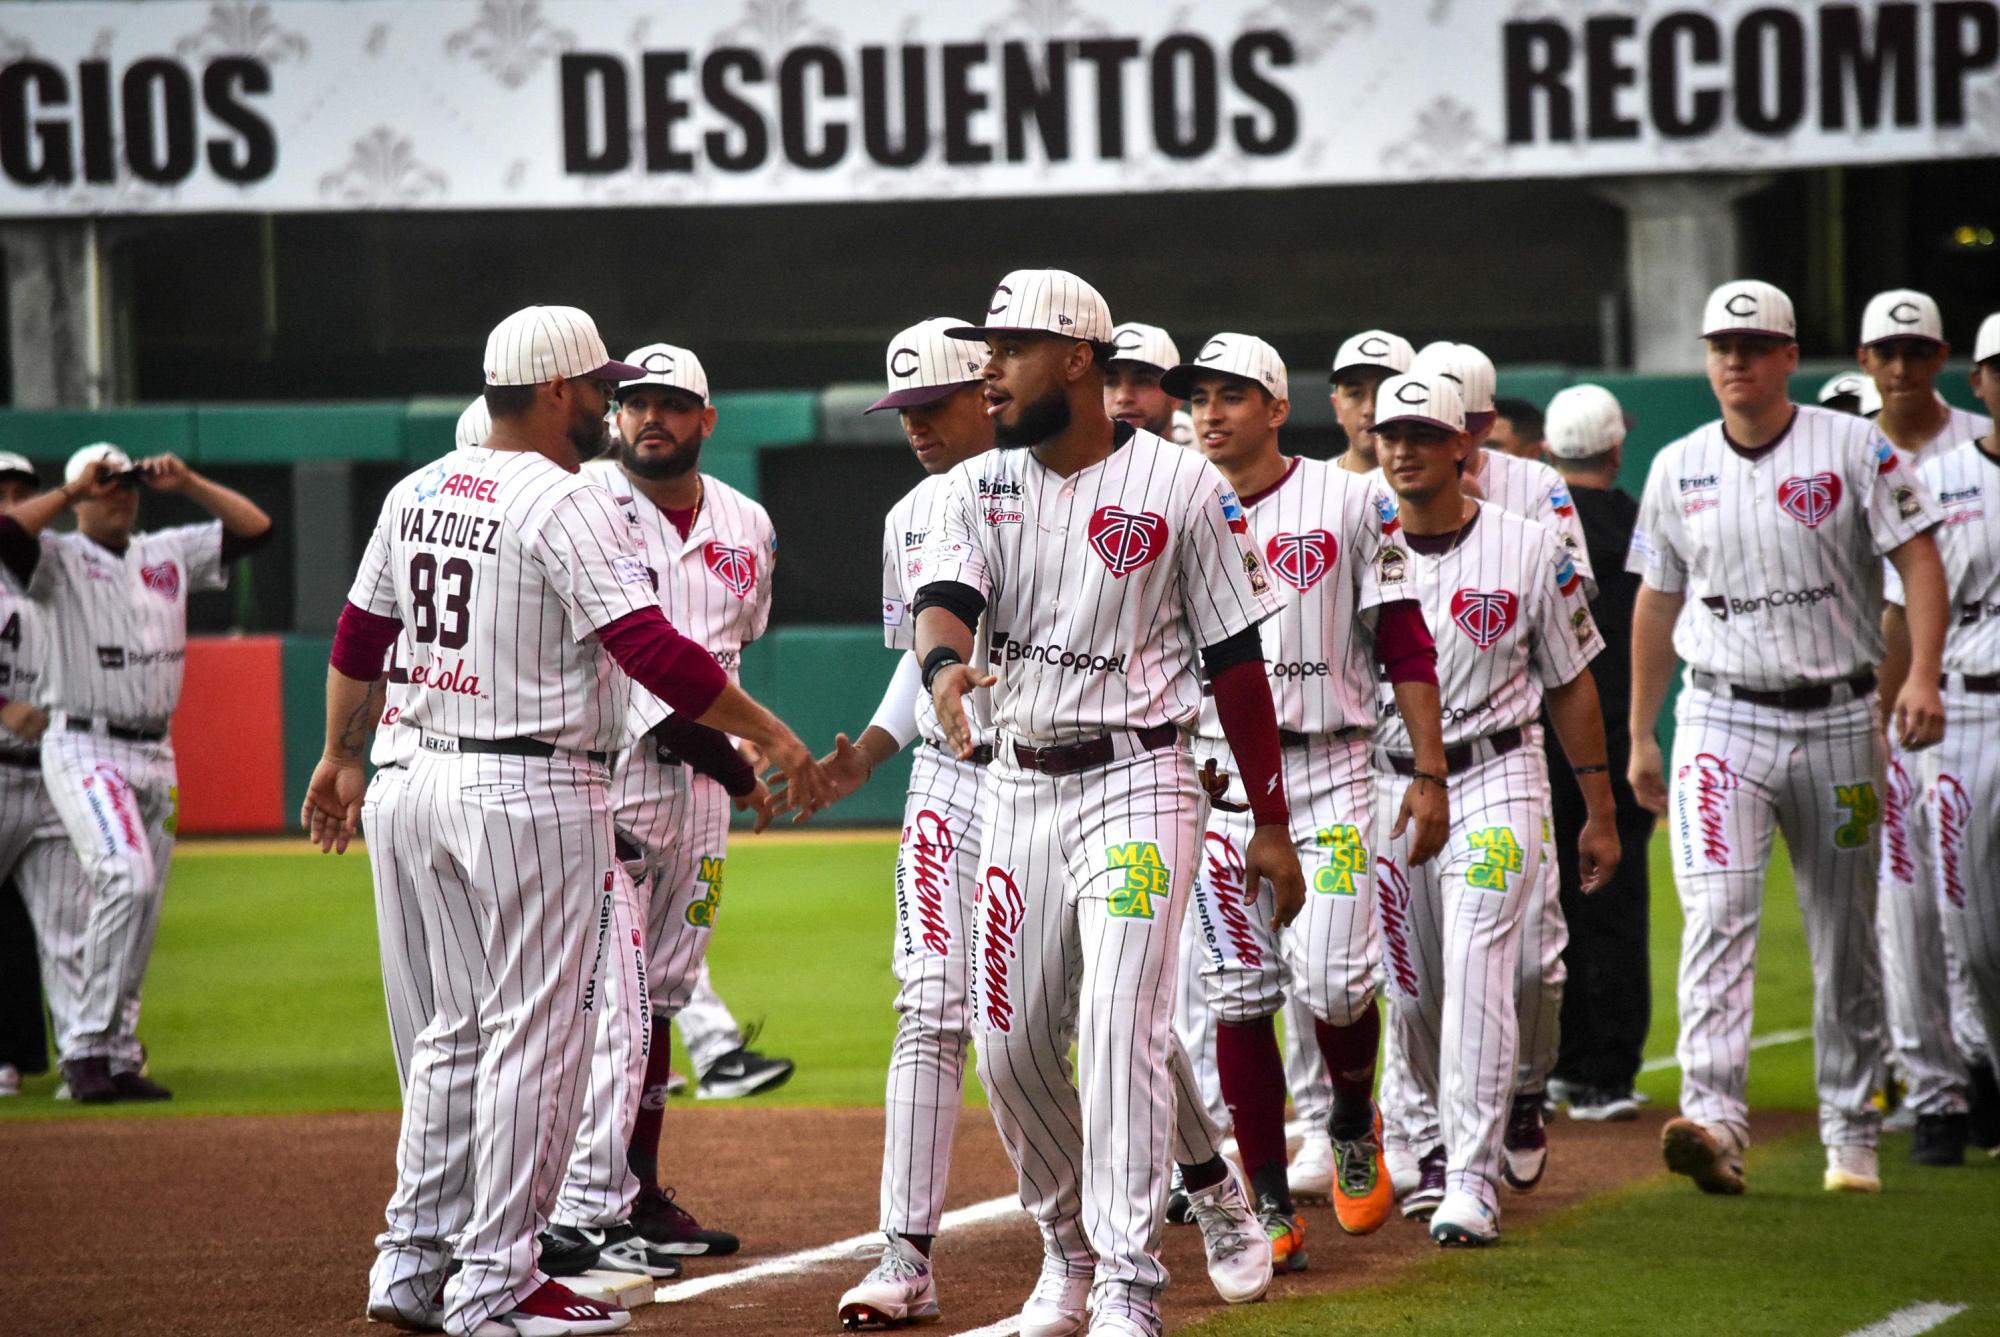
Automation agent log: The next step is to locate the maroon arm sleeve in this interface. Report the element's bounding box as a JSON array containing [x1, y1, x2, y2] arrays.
[[651, 714, 757, 799], [330, 602, 403, 681], [1209, 658, 1289, 827], [1373, 599, 1438, 686], [596, 606, 730, 721]]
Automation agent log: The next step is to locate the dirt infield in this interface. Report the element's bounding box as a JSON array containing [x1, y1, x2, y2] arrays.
[[4, 1105, 1808, 1335]]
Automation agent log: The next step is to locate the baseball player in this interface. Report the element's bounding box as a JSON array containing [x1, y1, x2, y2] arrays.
[[1104, 322, 1194, 448], [1818, 372, 1871, 417], [548, 341, 782, 1276], [1856, 289, 1993, 1164], [1894, 313, 2000, 1158], [305, 305, 828, 1337], [1162, 333, 1448, 1267], [1328, 330, 1416, 477], [1628, 280, 1949, 1197], [0, 442, 274, 1103], [1489, 399, 1547, 462], [0, 451, 56, 1094], [918, 269, 1287, 1337]]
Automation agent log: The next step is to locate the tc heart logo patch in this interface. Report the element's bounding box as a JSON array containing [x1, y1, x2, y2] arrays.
[[1087, 507, 1167, 577], [1266, 530, 1337, 593], [1777, 473, 1842, 528], [703, 542, 756, 598], [140, 562, 180, 599], [1450, 588, 1518, 650]]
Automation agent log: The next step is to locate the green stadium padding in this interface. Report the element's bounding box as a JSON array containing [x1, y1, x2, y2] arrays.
[[0, 406, 196, 474], [197, 403, 407, 464], [744, 625, 914, 826], [282, 635, 333, 830]]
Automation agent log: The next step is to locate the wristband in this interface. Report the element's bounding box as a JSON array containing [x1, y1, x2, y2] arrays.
[[1572, 764, 1609, 776], [1411, 769, 1448, 790], [921, 646, 966, 692]]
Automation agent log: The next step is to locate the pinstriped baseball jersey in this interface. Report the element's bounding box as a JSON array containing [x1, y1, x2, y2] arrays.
[[923, 428, 1280, 742], [348, 447, 659, 751], [582, 462, 774, 734], [370, 632, 419, 770], [0, 583, 43, 727], [23, 523, 225, 725], [1886, 441, 2000, 673], [1628, 404, 1944, 687], [1884, 403, 1990, 467], [1193, 456, 1409, 742], [882, 473, 990, 751], [1467, 447, 1596, 595], [1375, 503, 1601, 754]]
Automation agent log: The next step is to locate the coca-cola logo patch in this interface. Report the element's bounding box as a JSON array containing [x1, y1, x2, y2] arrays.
[[1450, 588, 1519, 650], [703, 542, 756, 599], [140, 562, 180, 599], [1266, 530, 1337, 593], [1777, 473, 1842, 528], [1086, 507, 1167, 577]]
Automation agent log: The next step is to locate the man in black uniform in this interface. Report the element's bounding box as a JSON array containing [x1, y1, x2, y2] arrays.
[[1539, 386, 1655, 1120]]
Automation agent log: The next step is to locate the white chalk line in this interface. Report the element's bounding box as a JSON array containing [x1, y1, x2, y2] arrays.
[[1638, 1026, 1814, 1073], [1841, 1302, 1970, 1337]]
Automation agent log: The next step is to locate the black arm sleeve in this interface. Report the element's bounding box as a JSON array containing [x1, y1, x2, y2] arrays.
[[1199, 622, 1265, 678], [220, 524, 276, 564], [650, 714, 758, 799], [913, 579, 987, 635], [0, 517, 39, 586]]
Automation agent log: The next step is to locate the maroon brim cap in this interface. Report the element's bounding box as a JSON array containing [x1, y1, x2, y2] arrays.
[[1371, 413, 1462, 435], [866, 380, 980, 414], [592, 358, 650, 381]]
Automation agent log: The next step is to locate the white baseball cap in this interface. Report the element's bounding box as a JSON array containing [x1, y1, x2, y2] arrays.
[[65, 442, 133, 486], [867, 317, 989, 413], [1859, 289, 1944, 348], [1859, 378, 1883, 417], [1700, 280, 1796, 341], [618, 342, 710, 404], [1975, 312, 2000, 364], [1544, 384, 1629, 459], [482, 305, 645, 387], [0, 451, 37, 483], [1329, 329, 1414, 382], [1409, 341, 1496, 416], [454, 397, 492, 449], [1372, 373, 1467, 435], [946, 269, 1114, 345], [1108, 322, 1181, 374], [1816, 372, 1869, 406], [1161, 333, 1289, 402]]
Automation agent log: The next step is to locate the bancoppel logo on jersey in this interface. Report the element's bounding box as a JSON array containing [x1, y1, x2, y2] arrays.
[[989, 631, 1127, 676], [1723, 582, 1837, 616]]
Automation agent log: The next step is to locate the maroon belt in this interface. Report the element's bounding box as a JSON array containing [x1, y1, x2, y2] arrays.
[[1011, 723, 1178, 776], [1945, 672, 2000, 695], [1383, 724, 1524, 777], [1693, 670, 1875, 710]]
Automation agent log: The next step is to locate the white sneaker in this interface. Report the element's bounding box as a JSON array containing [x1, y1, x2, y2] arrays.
[[1185, 1165, 1273, 1305], [1824, 1144, 1882, 1193], [1019, 1259, 1091, 1337], [0, 1063, 20, 1096], [1429, 1189, 1500, 1247], [1287, 1129, 1335, 1202], [837, 1234, 938, 1329], [1384, 1143, 1420, 1198]]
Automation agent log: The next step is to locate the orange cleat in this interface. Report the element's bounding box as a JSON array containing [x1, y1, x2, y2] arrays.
[[1330, 1105, 1395, 1235]]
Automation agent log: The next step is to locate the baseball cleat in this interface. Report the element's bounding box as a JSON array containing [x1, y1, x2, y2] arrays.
[[469, 1280, 629, 1336], [696, 1031, 795, 1099], [537, 1226, 606, 1278], [1544, 1076, 1579, 1114], [664, 1069, 688, 1097], [1909, 1113, 1969, 1167], [61, 1056, 117, 1104], [1164, 1163, 1193, 1226], [1400, 1145, 1446, 1220], [1017, 1258, 1091, 1337], [1501, 1092, 1548, 1191], [1429, 1190, 1500, 1248], [1330, 1106, 1394, 1235], [1186, 1164, 1273, 1304], [1286, 1129, 1335, 1202], [1823, 1144, 1882, 1193], [1255, 1192, 1308, 1274], [595, 1223, 684, 1279], [0, 1063, 19, 1096], [837, 1234, 938, 1330], [1566, 1087, 1641, 1122], [1660, 1118, 1744, 1195], [1968, 1062, 2000, 1155], [1384, 1143, 1420, 1200], [629, 1185, 739, 1255], [111, 1069, 173, 1101]]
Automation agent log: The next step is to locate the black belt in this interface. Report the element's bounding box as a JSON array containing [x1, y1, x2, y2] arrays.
[[929, 739, 995, 766], [1693, 670, 1875, 711], [452, 736, 611, 765], [1279, 725, 1370, 748], [1946, 672, 2000, 695], [0, 749, 39, 769], [1011, 723, 1177, 776], [66, 717, 166, 743], [1383, 724, 1525, 777]]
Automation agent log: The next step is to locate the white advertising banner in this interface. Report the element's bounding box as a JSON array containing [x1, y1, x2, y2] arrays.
[[0, 0, 1994, 215]]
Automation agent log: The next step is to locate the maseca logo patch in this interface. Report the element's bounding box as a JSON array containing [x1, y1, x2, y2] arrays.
[[1087, 506, 1167, 577], [1266, 530, 1336, 593], [703, 542, 756, 598], [1450, 588, 1518, 650], [1777, 473, 1842, 528]]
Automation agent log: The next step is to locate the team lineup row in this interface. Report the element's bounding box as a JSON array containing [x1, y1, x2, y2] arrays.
[[259, 262, 2000, 1337]]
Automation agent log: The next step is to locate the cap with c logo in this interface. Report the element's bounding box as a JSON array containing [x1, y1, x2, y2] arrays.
[[1859, 288, 1944, 348], [1372, 373, 1467, 435], [1329, 329, 1415, 383], [1107, 321, 1181, 375], [867, 317, 989, 414], [1160, 332, 1289, 402], [1699, 280, 1797, 342], [616, 342, 710, 405]]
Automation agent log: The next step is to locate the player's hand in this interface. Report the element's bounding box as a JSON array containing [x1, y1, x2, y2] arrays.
[[1628, 735, 1669, 815], [1199, 758, 1248, 813], [768, 731, 869, 817], [1247, 822, 1306, 931], [1891, 677, 1946, 751], [0, 699, 48, 743], [932, 663, 997, 762], [1392, 776, 1450, 866], [136, 453, 193, 491], [301, 755, 368, 854], [1576, 813, 1622, 894], [732, 778, 775, 834], [64, 461, 122, 505], [764, 728, 832, 822]]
